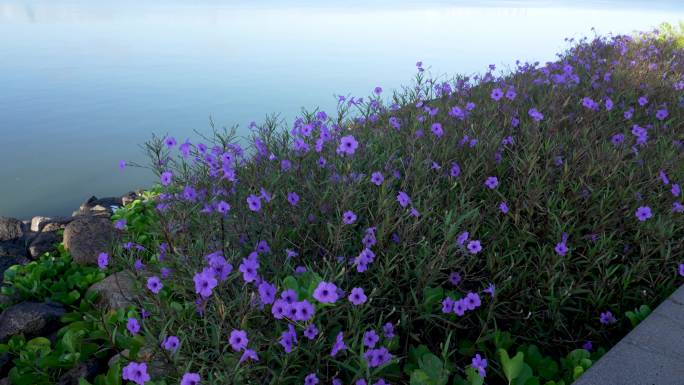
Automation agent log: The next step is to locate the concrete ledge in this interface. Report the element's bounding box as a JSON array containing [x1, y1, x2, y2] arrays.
[[574, 285, 684, 385]]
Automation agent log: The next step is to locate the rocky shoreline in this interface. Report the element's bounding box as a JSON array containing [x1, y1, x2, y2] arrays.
[[0, 192, 141, 384]]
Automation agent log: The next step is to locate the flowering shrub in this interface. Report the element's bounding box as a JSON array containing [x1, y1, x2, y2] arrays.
[[109, 27, 684, 385]]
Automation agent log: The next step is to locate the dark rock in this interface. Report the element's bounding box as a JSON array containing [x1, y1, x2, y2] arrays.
[[0, 353, 10, 378], [0, 218, 23, 242], [86, 271, 135, 310], [28, 231, 60, 258], [0, 242, 25, 258], [121, 191, 139, 206], [72, 196, 123, 217], [0, 256, 29, 285], [56, 359, 102, 385], [63, 216, 115, 265], [0, 302, 65, 342], [30, 216, 72, 233]]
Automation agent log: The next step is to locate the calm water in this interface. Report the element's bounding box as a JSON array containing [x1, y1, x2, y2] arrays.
[[1, 1, 683, 219]]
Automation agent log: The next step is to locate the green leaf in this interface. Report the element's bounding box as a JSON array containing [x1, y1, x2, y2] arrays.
[[419, 353, 444, 380], [464, 367, 484, 385], [499, 349, 525, 383]]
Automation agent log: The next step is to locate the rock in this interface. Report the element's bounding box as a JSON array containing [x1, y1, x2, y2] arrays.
[[28, 231, 60, 258], [30, 216, 72, 232], [72, 196, 123, 218], [0, 242, 25, 258], [30, 216, 50, 232], [0, 218, 23, 242], [56, 359, 101, 385], [121, 191, 139, 206], [0, 294, 14, 307], [0, 302, 65, 342], [0, 353, 10, 378], [63, 216, 115, 265], [86, 271, 135, 310], [0, 256, 29, 285]]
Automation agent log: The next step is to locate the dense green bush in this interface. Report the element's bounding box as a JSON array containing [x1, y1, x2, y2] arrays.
[[104, 28, 684, 385]]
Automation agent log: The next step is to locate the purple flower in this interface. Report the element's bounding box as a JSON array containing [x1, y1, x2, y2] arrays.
[[162, 336, 180, 353], [635, 206, 653, 221], [581, 96, 598, 110], [430, 122, 444, 138], [484, 176, 499, 189], [115, 219, 126, 230], [193, 269, 218, 298], [453, 299, 466, 316], [611, 133, 625, 145], [467, 240, 482, 254], [342, 210, 357, 225], [118, 160, 126, 170], [464, 292, 481, 310], [258, 281, 276, 305], [246, 194, 262, 212], [471, 354, 488, 378], [217, 201, 231, 214], [457, 231, 469, 246], [305, 373, 319, 385], [671, 184, 681, 197], [441, 297, 454, 313], [239, 349, 259, 364], [397, 191, 411, 208], [122, 362, 150, 385], [229, 329, 248, 351], [484, 283, 496, 297], [600, 311, 617, 325], [160, 171, 173, 186], [287, 192, 300, 206], [303, 324, 319, 340], [180, 373, 200, 385], [605, 98, 614, 110], [499, 201, 509, 214], [147, 276, 163, 294], [294, 300, 315, 321], [337, 135, 359, 156], [382, 322, 395, 338], [127, 317, 140, 335], [238, 254, 259, 283], [528, 108, 544, 121], [449, 272, 461, 285], [348, 287, 367, 305], [450, 162, 461, 177], [490, 88, 503, 101], [656, 108, 669, 121], [97, 252, 108, 270], [555, 233, 569, 256], [371, 171, 384, 186], [313, 281, 339, 303], [582, 341, 593, 351], [164, 136, 177, 148], [505, 88, 517, 100], [679, 263, 684, 277], [330, 332, 347, 357], [363, 330, 380, 348], [637, 95, 648, 106], [364, 347, 392, 368]]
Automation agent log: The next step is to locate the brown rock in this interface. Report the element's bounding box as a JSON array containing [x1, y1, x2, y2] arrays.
[[63, 216, 115, 265], [0, 218, 23, 242], [86, 271, 135, 310]]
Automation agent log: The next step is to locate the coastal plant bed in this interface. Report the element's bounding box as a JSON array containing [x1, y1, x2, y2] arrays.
[[1, 24, 684, 385]]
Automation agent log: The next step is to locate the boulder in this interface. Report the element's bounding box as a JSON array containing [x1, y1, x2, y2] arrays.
[[0, 242, 25, 258], [30, 216, 72, 232], [63, 216, 115, 265], [0, 218, 23, 242], [0, 302, 65, 342], [0, 256, 29, 285], [86, 271, 135, 310], [28, 231, 60, 258], [72, 196, 123, 217], [56, 359, 102, 385]]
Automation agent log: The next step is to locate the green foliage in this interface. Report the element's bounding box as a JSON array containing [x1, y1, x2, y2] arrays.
[[0, 295, 140, 385], [1, 244, 105, 308], [624, 305, 652, 328]]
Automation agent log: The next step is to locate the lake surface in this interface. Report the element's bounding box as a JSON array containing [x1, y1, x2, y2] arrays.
[[1, 0, 684, 219]]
